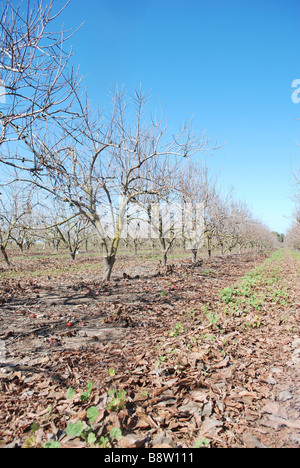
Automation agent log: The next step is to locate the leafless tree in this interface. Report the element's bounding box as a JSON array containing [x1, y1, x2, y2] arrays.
[[0, 2, 220, 279], [0, 182, 34, 264], [179, 162, 223, 259], [222, 201, 277, 254], [134, 153, 183, 268], [178, 161, 208, 261], [0, 0, 82, 173], [23, 88, 214, 281], [286, 223, 300, 250], [36, 199, 93, 260]]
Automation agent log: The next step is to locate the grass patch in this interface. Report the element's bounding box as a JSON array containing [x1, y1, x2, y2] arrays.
[[218, 249, 290, 329]]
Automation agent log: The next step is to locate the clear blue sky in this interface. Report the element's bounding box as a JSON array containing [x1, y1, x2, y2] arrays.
[[56, 0, 299, 233]]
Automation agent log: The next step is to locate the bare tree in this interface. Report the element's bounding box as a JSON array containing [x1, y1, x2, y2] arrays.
[[134, 154, 183, 268], [9, 208, 36, 253], [36, 199, 93, 260], [179, 162, 223, 259], [178, 161, 211, 262], [286, 223, 300, 250], [0, 182, 34, 265], [53, 215, 93, 261], [0, 2, 218, 280], [0, 0, 82, 173], [25, 88, 214, 281]]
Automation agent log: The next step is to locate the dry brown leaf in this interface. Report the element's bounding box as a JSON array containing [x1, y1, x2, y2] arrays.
[[189, 390, 209, 402], [118, 434, 148, 448], [198, 417, 223, 439], [242, 433, 267, 448]]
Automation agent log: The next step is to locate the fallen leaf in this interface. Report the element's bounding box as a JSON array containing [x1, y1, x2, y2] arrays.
[[198, 417, 223, 439], [262, 402, 288, 420], [243, 433, 267, 448], [152, 432, 174, 447], [189, 390, 208, 403], [118, 434, 148, 448], [213, 356, 230, 369]]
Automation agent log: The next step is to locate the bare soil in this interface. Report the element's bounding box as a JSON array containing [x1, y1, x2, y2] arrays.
[[0, 249, 299, 448]]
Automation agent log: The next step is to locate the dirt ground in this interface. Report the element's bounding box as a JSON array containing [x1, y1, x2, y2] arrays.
[[0, 249, 299, 448]]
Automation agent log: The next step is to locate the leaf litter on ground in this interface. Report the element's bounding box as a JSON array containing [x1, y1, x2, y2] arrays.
[[0, 249, 300, 448]]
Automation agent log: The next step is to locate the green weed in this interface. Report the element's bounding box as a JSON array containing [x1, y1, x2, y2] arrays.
[[106, 388, 127, 412], [218, 250, 290, 332], [170, 321, 185, 337]]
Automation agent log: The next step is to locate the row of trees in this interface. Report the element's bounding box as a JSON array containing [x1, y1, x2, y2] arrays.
[[285, 167, 300, 250], [0, 165, 279, 272], [0, 1, 279, 280]]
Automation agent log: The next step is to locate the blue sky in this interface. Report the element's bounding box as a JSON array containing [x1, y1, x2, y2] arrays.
[[56, 0, 299, 233]]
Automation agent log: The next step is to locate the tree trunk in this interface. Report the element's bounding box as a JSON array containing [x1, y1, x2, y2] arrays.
[[17, 243, 24, 253], [102, 255, 116, 282], [191, 248, 198, 263], [0, 245, 10, 266], [207, 237, 212, 258], [161, 251, 168, 268]]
